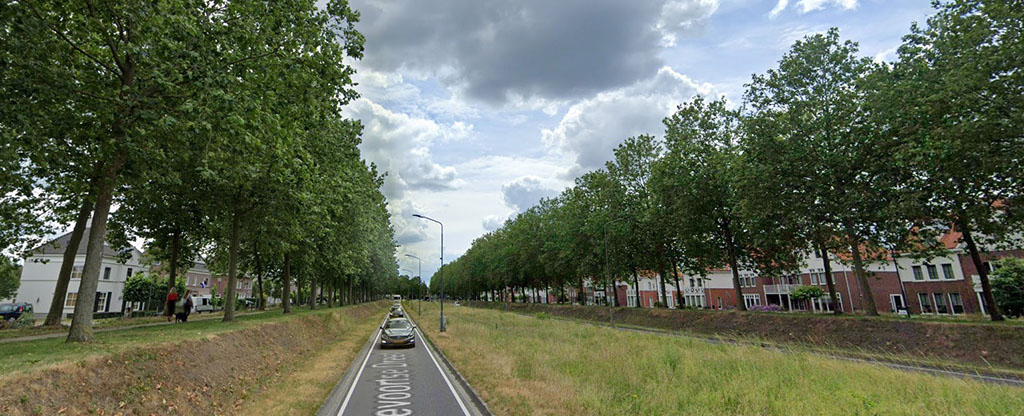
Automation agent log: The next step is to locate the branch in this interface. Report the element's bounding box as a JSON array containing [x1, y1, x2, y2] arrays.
[[23, 0, 120, 77]]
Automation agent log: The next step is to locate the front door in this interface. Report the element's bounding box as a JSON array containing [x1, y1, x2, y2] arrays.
[[889, 294, 905, 314]]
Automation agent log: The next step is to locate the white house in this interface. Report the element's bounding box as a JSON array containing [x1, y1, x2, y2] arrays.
[[15, 229, 147, 317]]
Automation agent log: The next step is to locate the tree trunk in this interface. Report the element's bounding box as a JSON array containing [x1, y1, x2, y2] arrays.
[[846, 233, 878, 316], [67, 158, 121, 343], [223, 209, 241, 322], [328, 282, 335, 308], [959, 219, 1003, 321], [309, 278, 317, 310], [254, 246, 265, 311], [44, 198, 93, 327], [282, 253, 292, 314], [723, 224, 746, 311], [578, 277, 585, 305], [817, 238, 841, 315], [167, 228, 182, 293], [657, 261, 668, 308], [632, 268, 642, 308], [671, 257, 683, 309]]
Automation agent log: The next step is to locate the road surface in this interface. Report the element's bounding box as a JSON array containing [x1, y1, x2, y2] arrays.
[[319, 313, 488, 416]]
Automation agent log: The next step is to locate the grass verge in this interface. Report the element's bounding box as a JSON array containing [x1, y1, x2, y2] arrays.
[[1, 305, 354, 376], [240, 308, 382, 415], [411, 302, 1024, 416]]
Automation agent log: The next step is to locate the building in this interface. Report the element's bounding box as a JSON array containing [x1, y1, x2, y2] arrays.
[[15, 229, 147, 317]]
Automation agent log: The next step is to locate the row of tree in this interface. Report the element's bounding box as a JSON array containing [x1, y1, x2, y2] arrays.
[[431, 0, 1022, 321], [1, 0, 401, 342]]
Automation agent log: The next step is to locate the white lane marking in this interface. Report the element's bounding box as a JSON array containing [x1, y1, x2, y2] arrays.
[[413, 323, 472, 416], [337, 316, 388, 416]]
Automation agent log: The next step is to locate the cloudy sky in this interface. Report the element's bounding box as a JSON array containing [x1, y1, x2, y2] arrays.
[[344, 0, 935, 282]]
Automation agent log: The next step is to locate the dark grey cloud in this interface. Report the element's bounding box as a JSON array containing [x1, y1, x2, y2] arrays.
[[351, 0, 719, 104], [502, 176, 559, 212]]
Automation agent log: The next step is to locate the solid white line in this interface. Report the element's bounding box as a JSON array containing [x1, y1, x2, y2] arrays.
[[414, 324, 472, 416], [336, 316, 387, 416]]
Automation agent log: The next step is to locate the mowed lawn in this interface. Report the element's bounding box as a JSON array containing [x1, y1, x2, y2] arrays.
[[410, 303, 1024, 416]]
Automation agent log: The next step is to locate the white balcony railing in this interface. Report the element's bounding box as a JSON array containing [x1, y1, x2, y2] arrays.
[[764, 284, 801, 294]]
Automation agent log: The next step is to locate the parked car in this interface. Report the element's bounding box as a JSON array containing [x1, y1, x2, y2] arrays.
[[0, 302, 33, 322], [380, 318, 416, 348]]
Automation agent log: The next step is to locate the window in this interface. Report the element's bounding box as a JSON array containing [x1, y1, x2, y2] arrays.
[[65, 292, 78, 308], [813, 293, 843, 313], [126, 268, 133, 278], [912, 266, 923, 281], [684, 294, 705, 308], [926, 264, 939, 280], [933, 293, 949, 314], [740, 274, 757, 288], [71, 265, 84, 279], [949, 293, 964, 314], [941, 264, 955, 280], [103, 267, 111, 280], [918, 293, 934, 313], [95, 292, 107, 312], [743, 294, 761, 308]]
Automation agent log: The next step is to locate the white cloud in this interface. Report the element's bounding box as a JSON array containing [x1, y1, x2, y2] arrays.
[[541, 66, 716, 175], [501, 176, 560, 212], [769, 0, 789, 18], [482, 215, 506, 231], [656, 0, 720, 46], [769, 0, 857, 17]]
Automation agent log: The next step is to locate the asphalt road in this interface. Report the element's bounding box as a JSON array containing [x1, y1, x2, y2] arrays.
[[319, 313, 487, 416]]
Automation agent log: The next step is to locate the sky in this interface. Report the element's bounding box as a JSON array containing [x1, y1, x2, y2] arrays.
[[344, 0, 937, 283]]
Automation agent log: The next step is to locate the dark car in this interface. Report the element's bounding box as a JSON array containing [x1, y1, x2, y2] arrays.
[[380, 318, 416, 348], [0, 302, 33, 322], [389, 305, 405, 318]]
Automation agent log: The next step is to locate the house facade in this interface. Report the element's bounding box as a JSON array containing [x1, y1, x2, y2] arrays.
[[15, 229, 147, 317]]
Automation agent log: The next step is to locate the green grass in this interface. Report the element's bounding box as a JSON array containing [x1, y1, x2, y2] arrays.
[[0, 306, 336, 375], [411, 303, 1024, 416]]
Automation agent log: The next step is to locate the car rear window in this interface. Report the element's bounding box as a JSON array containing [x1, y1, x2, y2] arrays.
[[386, 320, 411, 329]]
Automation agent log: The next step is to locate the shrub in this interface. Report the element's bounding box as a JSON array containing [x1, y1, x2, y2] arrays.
[[791, 286, 826, 301], [749, 304, 785, 313], [991, 258, 1024, 318]]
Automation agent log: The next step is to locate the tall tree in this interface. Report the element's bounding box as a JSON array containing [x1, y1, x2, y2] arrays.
[[878, 0, 1023, 321]]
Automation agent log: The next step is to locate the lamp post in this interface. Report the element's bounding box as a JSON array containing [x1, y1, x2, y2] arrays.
[[405, 254, 423, 316], [400, 268, 415, 301], [413, 213, 446, 332]]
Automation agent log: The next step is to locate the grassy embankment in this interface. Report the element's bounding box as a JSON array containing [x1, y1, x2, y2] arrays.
[[0, 308, 271, 341], [410, 302, 1024, 416], [0, 304, 365, 375], [0, 302, 387, 415]]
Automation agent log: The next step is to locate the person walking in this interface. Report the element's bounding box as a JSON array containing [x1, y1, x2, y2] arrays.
[[165, 287, 179, 322], [177, 290, 194, 323]]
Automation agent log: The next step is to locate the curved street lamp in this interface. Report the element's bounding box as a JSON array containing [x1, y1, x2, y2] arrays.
[[413, 213, 446, 332]]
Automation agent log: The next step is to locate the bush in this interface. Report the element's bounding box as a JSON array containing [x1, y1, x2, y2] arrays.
[[11, 313, 34, 329], [749, 304, 785, 313], [991, 258, 1024, 318], [790, 286, 826, 301]]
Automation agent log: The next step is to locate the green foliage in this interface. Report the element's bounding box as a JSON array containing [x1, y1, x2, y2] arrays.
[[991, 258, 1024, 318], [790, 286, 827, 302], [0, 257, 20, 300], [123, 273, 185, 310]]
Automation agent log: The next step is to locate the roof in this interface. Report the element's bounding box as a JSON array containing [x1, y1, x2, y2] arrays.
[[30, 228, 139, 258]]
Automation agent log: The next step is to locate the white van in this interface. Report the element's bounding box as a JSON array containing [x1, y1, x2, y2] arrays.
[[192, 295, 215, 313]]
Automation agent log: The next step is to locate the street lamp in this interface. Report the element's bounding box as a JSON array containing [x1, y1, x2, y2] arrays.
[[413, 213, 446, 332], [405, 253, 423, 316]]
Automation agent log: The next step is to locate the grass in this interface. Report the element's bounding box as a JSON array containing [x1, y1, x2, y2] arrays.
[[0, 308, 271, 340], [0, 306, 336, 376], [240, 306, 383, 416], [411, 302, 1024, 416]]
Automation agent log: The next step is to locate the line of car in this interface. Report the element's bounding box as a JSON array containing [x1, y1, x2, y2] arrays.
[[380, 302, 416, 348]]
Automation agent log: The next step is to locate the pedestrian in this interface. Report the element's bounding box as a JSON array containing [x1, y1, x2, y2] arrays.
[[165, 287, 179, 322], [177, 290, 194, 323]]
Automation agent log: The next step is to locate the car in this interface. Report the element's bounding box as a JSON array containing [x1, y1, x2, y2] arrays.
[[191, 295, 215, 313], [380, 318, 416, 348], [0, 302, 33, 322], [389, 305, 405, 318]]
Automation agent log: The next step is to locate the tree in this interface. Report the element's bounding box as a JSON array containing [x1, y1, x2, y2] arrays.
[[879, 0, 1024, 321], [657, 96, 751, 311], [0, 257, 20, 300], [743, 28, 894, 315], [990, 258, 1024, 318]]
